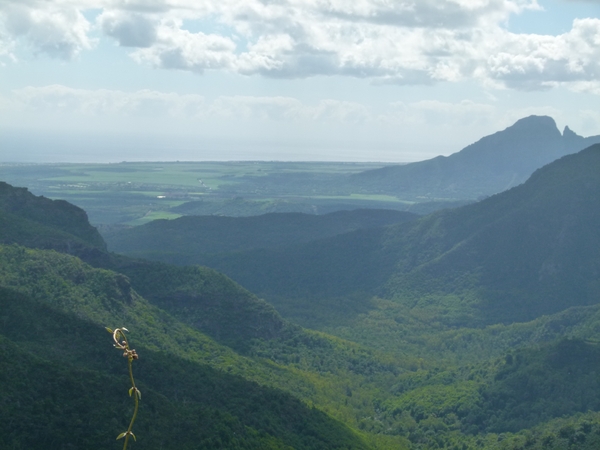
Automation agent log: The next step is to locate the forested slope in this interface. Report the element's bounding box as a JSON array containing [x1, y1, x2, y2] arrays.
[[0, 181, 106, 252], [4, 150, 600, 450], [196, 144, 600, 328], [0, 181, 387, 449], [0, 248, 371, 449], [381, 143, 600, 324], [102, 209, 416, 265]]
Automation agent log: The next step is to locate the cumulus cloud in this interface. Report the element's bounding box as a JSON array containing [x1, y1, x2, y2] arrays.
[[2, 0, 600, 92], [94, 0, 600, 91], [484, 19, 600, 90], [0, 1, 92, 59], [98, 10, 157, 47], [568, 81, 600, 95], [130, 19, 237, 73]]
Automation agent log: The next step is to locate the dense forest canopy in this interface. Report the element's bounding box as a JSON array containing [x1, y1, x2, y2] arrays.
[[2, 125, 600, 449]]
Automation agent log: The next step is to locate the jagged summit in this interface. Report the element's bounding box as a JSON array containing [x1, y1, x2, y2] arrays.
[[563, 125, 584, 141], [351, 115, 600, 200]]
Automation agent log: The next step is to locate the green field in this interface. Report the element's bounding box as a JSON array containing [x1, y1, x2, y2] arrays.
[[0, 161, 413, 225]]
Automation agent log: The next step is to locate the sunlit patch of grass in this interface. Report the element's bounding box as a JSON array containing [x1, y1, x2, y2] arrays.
[[126, 211, 182, 226]]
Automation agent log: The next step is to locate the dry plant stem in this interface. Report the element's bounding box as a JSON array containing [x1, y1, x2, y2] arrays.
[[123, 356, 139, 450], [107, 327, 141, 450]]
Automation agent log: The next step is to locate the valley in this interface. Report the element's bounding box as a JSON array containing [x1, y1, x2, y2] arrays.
[[2, 116, 600, 449]]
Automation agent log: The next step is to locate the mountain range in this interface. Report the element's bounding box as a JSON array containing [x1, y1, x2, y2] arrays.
[[115, 144, 600, 331], [351, 115, 600, 200], [0, 183, 386, 449], [3, 128, 600, 448]]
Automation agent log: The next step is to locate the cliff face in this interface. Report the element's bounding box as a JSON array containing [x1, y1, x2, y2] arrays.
[[0, 181, 107, 253]]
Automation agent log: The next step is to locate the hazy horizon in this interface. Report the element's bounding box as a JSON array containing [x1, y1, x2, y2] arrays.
[[1, 0, 599, 163], [0, 126, 474, 164]]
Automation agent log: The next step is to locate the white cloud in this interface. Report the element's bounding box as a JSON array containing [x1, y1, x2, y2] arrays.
[[21, 85, 568, 150], [94, 0, 600, 91], [13, 85, 596, 139], [2, 0, 600, 92], [217, 0, 540, 33], [0, 26, 14, 59], [5, 83, 599, 161], [12, 84, 206, 117], [311, 99, 371, 123], [484, 18, 600, 90], [387, 99, 496, 128], [0, 1, 92, 59], [209, 96, 305, 120], [130, 19, 237, 73], [208, 96, 372, 122], [567, 81, 600, 95], [9, 85, 374, 124], [98, 10, 157, 47]]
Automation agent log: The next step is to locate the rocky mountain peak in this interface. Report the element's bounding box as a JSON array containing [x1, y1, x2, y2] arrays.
[[507, 115, 561, 137], [563, 125, 584, 141]]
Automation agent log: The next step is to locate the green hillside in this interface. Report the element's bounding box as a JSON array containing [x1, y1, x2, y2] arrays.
[[195, 144, 600, 329], [7, 246, 600, 449], [0, 180, 409, 449], [0, 181, 106, 252], [0, 246, 375, 449], [4, 143, 600, 450], [102, 209, 416, 264], [382, 143, 600, 325]]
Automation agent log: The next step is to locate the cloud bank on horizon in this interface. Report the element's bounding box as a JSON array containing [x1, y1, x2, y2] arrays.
[[0, 0, 599, 162]]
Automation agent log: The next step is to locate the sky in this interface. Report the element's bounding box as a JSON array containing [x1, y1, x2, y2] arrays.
[[1, 0, 599, 163]]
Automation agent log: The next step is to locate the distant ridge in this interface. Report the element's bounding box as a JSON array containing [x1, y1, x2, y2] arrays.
[[103, 209, 417, 262], [381, 143, 600, 324], [351, 115, 600, 200], [200, 144, 600, 327]]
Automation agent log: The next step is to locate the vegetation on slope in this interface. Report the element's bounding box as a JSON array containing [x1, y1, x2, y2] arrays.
[[189, 145, 600, 329], [0, 181, 413, 449], [0, 248, 372, 449], [103, 209, 416, 264], [383, 143, 600, 325], [0, 181, 106, 250], [3, 137, 600, 450]]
